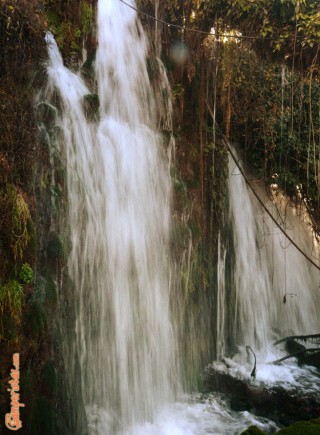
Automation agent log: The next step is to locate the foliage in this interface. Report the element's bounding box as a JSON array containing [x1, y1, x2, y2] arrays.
[[0, 5, 42, 425], [240, 426, 266, 435], [275, 417, 320, 434], [45, 0, 94, 59], [0, 184, 33, 284], [0, 1, 75, 432], [19, 263, 34, 284], [0, 280, 23, 318], [190, 0, 320, 51], [0, 280, 24, 338], [0, 0, 42, 289], [216, 40, 320, 218], [173, 83, 185, 100], [46, 233, 66, 260], [153, 0, 320, 227], [11, 187, 32, 259], [80, 1, 94, 35]]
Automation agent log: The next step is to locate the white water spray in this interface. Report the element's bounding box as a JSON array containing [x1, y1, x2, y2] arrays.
[[43, 1, 179, 432], [216, 234, 226, 360], [221, 152, 320, 355]]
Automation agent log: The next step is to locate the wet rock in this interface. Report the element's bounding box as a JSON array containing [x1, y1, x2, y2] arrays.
[[241, 418, 320, 434], [276, 417, 320, 434], [240, 426, 266, 435], [285, 339, 305, 355], [299, 351, 320, 368], [82, 93, 99, 122], [36, 102, 58, 127], [203, 367, 320, 426]]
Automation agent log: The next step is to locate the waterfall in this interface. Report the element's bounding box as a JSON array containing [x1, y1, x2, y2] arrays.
[[38, 1, 319, 432], [42, 0, 179, 432], [216, 234, 226, 360], [219, 152, 320, 357]]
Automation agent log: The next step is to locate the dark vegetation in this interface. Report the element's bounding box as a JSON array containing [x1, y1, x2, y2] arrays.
[[0, 1, 46, 432], [154, 0, 320, 233], [241, 418, 320, 435], [0, 1, 88, 433]]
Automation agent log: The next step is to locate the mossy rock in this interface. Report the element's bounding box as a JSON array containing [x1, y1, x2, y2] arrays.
[[81, 48, 96, 73], [24, 302, 47, 338], [46, 274, 58, 305], [31, 276, 47, 305], [239, 418, 320, 435], [188, 219, 201, 240], [31, 397, 55, 435], [36, 102, 58, 127], [240, 426, 266, 435], [171, 218, 190, 249], [46, 7, 62, 29], [82, 93, 99, 121], [285, 339, 305, 355], [276, 418, 320, 434], [173, 175, 187, 195], [46, 233, 66, 260], [39, 125, 53, 150], [2, 315, 20, 342], [41, 360, 57, 396], [20, 368, 35, 402]]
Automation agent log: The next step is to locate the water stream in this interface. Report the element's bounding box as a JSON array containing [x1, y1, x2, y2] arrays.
[[43, 0, 177, 432]]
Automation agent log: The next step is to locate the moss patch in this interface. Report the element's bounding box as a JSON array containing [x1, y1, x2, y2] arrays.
[[240, 426, 266, 435], [276, 418, 320, 434], [241, 418, 320, 435]]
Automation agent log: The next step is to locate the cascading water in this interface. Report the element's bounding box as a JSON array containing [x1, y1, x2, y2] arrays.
[[209, 152, 320, 410], [43, 1, 179, 432], [217, 151, 320, 360], [216, 235, 227, 360]]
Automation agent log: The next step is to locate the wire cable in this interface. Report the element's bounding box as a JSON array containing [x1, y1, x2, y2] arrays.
[[205, 100, 320, 272], [228, 144, 320, 272], [119, 0, 304, 42], [120, 0, 319, 271]]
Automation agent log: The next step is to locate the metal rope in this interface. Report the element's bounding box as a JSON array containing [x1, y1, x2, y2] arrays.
[[119, 0, 304, 41]]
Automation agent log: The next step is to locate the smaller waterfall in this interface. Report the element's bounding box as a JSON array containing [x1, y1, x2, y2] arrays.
[[218, 152, 320, 357], [216, 234, 226, 360]]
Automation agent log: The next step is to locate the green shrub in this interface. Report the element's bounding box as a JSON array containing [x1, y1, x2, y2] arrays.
[[0, 279, 24, 338], [19, 263, 33, 284], [0, 280, 23, 319]]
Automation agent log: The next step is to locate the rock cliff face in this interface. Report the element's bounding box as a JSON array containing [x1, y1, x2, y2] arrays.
[[0, 2, 82, 433], [0, 2, 45, 433]]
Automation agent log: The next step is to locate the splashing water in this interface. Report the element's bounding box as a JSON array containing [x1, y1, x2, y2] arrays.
[[123, 394, 279, 435]]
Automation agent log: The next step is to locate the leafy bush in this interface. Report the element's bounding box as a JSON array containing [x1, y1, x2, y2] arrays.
[[0, 280, 24, 338], [19, 263, 33, 284]]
